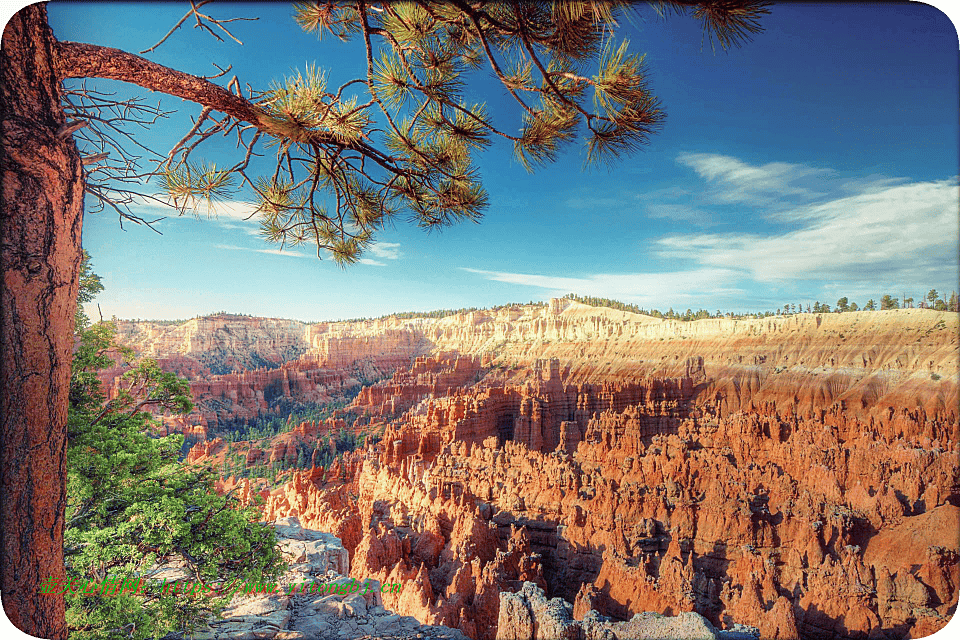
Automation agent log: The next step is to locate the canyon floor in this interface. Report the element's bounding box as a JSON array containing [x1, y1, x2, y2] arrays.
[[112, 300, 959, 639]]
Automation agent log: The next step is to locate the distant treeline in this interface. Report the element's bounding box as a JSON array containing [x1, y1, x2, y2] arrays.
[[563, 289, 959, 320], [122, 318, 186, 325], [334, 301, 548, 324], [123, 290, 958, 327], [122, 312, 300, 324], [562, 293, 715, 320]]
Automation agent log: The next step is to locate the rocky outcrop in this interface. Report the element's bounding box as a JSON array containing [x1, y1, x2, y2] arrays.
[[181, 516, 470, 640], [111, 315, 440, 430], [274, 516, 350, 576], [184, 362, 354, 427], [352, 354, 486, 418], [498, 581, 725, 640], [146, 304, 958, 639]]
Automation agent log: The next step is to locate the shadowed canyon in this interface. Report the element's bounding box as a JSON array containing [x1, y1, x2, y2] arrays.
[[110, 300, 959, 639]]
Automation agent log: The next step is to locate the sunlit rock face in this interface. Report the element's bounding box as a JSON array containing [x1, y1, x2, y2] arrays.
[[139, 302, 958, 639], [108, 315, 436, 430], [192, 516, 471, 640]]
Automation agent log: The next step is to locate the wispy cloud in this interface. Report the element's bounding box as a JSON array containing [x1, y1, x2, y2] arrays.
[[465, 154, 958, 310], [218, 222, 263, 237], [145, 195, 407, 265], [369, 242, 402, 260], [353, 242, 402, 266], [676, 152, 828, 206], [656, 176, 958, 285], [196, 199, 260, 222], [126, 194, 260, 221], [215, 244, 311, 259], [257, 248, 311, 259]]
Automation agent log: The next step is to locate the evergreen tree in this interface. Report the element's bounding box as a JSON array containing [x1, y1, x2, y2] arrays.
[[75, 250, 104, 331], [64, 265, 285, 640]]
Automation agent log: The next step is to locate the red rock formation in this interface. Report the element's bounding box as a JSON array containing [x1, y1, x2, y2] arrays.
[[111, 315, 438, 430], [351, 354, 484, 418], [158, 305, 958, 639]]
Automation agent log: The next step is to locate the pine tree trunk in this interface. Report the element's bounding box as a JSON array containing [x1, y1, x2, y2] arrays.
[[1, 5, 83, 639]]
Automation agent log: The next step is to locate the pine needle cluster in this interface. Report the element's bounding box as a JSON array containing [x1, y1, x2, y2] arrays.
[[154, 1, 768, 264]]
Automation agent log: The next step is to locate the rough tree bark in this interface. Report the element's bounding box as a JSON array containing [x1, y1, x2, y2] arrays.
[[56, 40, 265, 124], [1, 4, 83, 639]]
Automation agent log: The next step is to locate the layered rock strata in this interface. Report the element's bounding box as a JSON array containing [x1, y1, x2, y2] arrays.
[[163, 304, 958, 639], [110, 317, 436, 430], [115, 315, 312, 373]]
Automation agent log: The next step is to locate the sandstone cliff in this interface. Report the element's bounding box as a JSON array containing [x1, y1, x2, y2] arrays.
[[115, 315, 312, 373], [157, 304, 958, 639], [110, 315, 436, 431]]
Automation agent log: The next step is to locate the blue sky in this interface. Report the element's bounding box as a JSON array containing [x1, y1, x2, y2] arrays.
[[47, 2, 960, 321]]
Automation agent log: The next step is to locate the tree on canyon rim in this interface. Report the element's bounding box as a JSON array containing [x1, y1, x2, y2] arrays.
[[0, 1, 768, 637], [64, 264, 285, 640]]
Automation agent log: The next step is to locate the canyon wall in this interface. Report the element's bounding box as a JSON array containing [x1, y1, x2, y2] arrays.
[[151, 302, 957, 639], [115, 315, 312, 373], [109, 315, 436, 430]]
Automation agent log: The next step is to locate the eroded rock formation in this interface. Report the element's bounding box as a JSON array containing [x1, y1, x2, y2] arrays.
[[108, 315, 437, 432], [497, 581, 727, 640], [186, 516, 471, 640], [151, 303, 958, 639]]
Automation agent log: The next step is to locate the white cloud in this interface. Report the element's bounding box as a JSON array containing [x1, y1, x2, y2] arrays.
[[124, 194, 260, 221], [656, 177, 959, 285], [204, 200, 260, 222], [218, 222, 263, 237], [368, 242, 402, 260], [465, 154, 958, 311], [215, 244, 311, 259], [676, 152, 828, 206], [355, 242, 401, 265], [255, 248, 311, 259]]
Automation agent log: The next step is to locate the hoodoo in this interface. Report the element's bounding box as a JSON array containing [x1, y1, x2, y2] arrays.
[[129, 302, 956, 639]]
